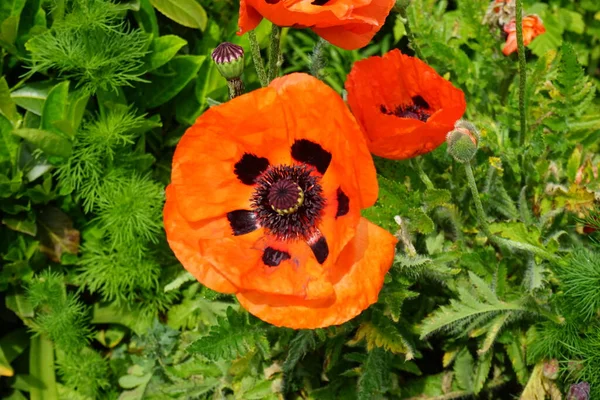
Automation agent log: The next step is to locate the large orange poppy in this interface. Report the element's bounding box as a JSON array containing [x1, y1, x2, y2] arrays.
[[238, 0, 396, 50], [345, 49, 467, 160], [502, 15, 546, 56], [164, 73, 397, 329]]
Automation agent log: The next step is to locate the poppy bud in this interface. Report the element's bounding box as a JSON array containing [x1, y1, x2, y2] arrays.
[[446, 120, 480, 163], [212, 42, 244, 81], [567, 382, 590, 400], [542, 359, 559, 380]]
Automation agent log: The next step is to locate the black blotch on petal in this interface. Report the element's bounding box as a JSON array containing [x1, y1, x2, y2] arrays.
[[336, 188, 350, 218], [311, 0, 330, 4], [234, 153, 270, 185], [412, 95, 430, 110], [310, 236, 329, 264], [262, 247, 291, 267], [291, 139, 332, 175], [227, 210, 258, 236]]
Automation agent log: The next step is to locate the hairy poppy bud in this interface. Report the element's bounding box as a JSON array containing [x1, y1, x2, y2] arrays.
[[542, 359, 559, 380], [212, 42, 244, 81], [446, 120, 480, 163], [567, 382, 590, 400]]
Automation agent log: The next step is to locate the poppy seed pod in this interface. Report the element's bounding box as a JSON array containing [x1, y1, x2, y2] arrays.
[[446, 120, 479, 163], [212, 42, 245, 81]]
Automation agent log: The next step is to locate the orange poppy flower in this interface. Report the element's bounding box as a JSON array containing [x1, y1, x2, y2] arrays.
[[238, 0, 396, 50], [502, 15, 546, 56], [345, 49, 466, 160], [163, 73, 397, 329]]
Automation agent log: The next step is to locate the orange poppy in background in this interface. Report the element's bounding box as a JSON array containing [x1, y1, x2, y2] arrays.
[[345, 49, 466, 160], [164, 73, 397, 329], [238, 0, 396, 50], [502, 15, 546, 56]]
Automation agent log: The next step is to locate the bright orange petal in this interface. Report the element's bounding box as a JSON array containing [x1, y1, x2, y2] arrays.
[[237, 218, 397, 329], [163, 186, 238, 293]]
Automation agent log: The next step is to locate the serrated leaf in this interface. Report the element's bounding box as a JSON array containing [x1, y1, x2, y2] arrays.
[[149, 0, 207, 30], [473, 351, 493, 394], [454, 348, 474, 391], [283, 330, 317, 376], [423, 188, 451, 208], [506, 333, 529, 385], [407, 207, 434, 234], [350, 312, 416, 359], [357, 347, 392, 400], [187, 308, 267, 361]]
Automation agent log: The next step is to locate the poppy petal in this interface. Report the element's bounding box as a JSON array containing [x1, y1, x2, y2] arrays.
[[163, 186, 238, 293], [346, 49, 466, 160], [236, 218, 398, 329], [238, 0, 395, 50]]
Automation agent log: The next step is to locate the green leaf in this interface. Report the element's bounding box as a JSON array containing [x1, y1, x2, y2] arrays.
[[149, 0, 207, 31], [5, 294, 34, 319], [423, 188, 452, 208], [505, 333, 529, 385], [10, 81, 53, 115], [41, 81, 72, 137], [473, 351, 493, 394], [454, 348, 474, 391], [283, 331, 318, 377], [407, 207, 434, 234], [144, 35, 187, 71], [0, 77, 19, 125], [134, 55, 205, 109], [135, 0, 159, 37], [0, 0, 27, 44], [0, 328, 29, 377], [187, 308, 268, 361], [0, 114, 19, 168], [357, 348, 392, 400], [12, 128, 72, 157], [566, 145, 583, 182], [29, 335, 58, 400], [68, 89, 89, 132], [2, 214, 37, 236]]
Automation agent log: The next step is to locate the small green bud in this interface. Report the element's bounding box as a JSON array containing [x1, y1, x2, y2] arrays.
[[542, 359, 559, 380], [212, 42, 244, 80], [446, 120, 480, 163]]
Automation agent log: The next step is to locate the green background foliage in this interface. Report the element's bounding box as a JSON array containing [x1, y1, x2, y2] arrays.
[[0, 0, 599, 399]]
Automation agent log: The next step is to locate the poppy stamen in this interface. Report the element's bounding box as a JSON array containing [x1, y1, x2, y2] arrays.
[[380, 95, 432, 122], [268, 179, 305, 215], [251, 165, 325, 241]]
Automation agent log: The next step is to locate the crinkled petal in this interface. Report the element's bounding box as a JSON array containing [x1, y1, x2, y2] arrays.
[[237, 218, 397, 329]]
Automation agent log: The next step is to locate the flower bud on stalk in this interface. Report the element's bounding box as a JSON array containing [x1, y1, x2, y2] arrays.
[[446, 120, 480, 163], [567, 382, 590, 400], [542, 359, 559, 380], [212, 42, 245, 99]]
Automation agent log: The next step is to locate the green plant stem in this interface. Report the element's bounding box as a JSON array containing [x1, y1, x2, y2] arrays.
[[398, 4, 426, 61], [464, 162, 559, 262], [412, 159, 434, 190], [227, 78, 244, 100], [248, 30, 268, 87], [268, 25, 281, 82], [515, 0, 527, 146]]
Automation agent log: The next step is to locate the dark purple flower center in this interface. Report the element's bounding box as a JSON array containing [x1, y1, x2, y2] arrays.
[[267, 178, 304, 214], [380, 95, 432, 122]]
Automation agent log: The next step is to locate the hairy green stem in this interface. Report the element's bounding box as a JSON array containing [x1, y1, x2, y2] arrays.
[[248, 30, 268, 87], [515, 0, 527, 146], [398, 3, 426, 61], [412, 158, 434, 190], [227, 78, 244, 100], [464, 162, 559, 262], [268, 25, 281, 82]]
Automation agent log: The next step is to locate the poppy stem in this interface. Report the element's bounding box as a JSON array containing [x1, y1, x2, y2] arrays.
[[464, 162, 559, 263], [227, 78, 245, 100], [515, 0, 527, 146], [248, 30, 268, 87], [411, 158, 434, 190], [397, 3, 426, 61], [268, 25, 282, 82]]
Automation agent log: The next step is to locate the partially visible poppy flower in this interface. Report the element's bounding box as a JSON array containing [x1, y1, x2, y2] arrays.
[[345, 49, 466, 160], [164, 73, 397, 329], [483, 0, 515, 26], [238, 0, 396, 50], [502, 15, 546, 56]]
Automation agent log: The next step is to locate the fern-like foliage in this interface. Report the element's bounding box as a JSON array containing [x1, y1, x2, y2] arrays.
[[26, 0, 148, 93], [187, 308, 269, 361], [420, 272, 527, 339], [56, 347, 110, 398], [554, 249, 600, 321], [356, 347, 393, 400], [27, 271, 92, 351], [351, 311, 417, 360]]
